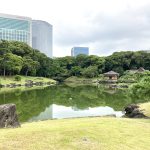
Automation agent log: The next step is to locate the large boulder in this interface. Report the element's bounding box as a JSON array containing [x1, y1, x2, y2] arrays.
[[124, 104, 148, 118], [0, 104, 20, 128]]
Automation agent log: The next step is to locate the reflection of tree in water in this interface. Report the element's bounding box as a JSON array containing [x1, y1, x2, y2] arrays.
[[0, 85, 148, 122]]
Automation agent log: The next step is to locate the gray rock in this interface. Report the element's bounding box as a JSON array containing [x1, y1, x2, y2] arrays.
[[0, 104, 20, 128], [124, 104, 148, 118], [6, 84, 10, 87], [25, 80, 34, 87], [0, 84, 5, 88], [47, 81, 52, 85], [10, 83, 17, 88]]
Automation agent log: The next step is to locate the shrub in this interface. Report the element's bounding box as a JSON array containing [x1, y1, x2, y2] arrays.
[[14, 75, 21, 81], [130, 76, 150, 101]]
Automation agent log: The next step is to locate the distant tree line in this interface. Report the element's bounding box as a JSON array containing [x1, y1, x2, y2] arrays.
[[0, 40, 150, 81]]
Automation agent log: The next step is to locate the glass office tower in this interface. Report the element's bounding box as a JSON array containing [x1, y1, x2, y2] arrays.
[[71, 47, 89, 57], [0, 13, 32, 46], [32, 20, 53, 58], [0, 13, 53, 57]]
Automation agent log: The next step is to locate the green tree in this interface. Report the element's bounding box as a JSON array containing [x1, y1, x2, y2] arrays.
[[22, 57, 39, 76], [0, 53, 23, 77], [71, 66, 81, 76], [81, 66, 98, 78]]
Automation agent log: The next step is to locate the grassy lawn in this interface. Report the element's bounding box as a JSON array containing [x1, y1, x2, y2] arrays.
[[64, 76, 100, 86], [140, 102, 150, 117], [65, 76, 100, 82], [0, 117, 150, 150], [0, 76, 56, 85]]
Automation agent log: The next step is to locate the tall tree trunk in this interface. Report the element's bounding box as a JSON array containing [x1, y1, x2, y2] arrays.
[[25, 69, 29, 76]]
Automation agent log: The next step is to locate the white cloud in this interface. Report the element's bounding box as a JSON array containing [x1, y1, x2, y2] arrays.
[[0, 0, 150, 57]]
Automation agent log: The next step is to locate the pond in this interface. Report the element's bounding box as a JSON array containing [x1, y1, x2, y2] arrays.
[[0, 84, 148, 122]]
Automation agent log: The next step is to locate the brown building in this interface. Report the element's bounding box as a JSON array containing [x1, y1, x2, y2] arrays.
[[103, 71, 119, 80]]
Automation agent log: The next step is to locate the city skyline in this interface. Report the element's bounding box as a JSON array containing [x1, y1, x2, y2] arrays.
[[1, 0, 150, 57]]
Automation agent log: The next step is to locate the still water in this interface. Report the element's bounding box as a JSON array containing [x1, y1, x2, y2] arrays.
[[0, 84, 148, 122], [28, 104, 123, 122]]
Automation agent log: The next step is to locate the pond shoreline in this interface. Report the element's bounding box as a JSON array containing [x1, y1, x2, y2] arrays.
[[0, 75, 57, 91], [64, 76, 131, 89]]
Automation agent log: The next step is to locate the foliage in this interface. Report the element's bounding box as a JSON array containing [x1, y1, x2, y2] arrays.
[[104, 51, 150, 75], [118, 70, 150, 83], [0, 40, 150, 80], [81, 66, 98, 78], [14, 75, 21, 81], [71, 66, 81, 76], [130, 76, 150, 100]]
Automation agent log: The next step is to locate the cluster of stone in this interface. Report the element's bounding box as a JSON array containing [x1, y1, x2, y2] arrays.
[[0, 80, 54, 89]]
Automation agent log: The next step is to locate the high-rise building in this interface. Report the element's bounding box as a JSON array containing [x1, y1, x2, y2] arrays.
[[0, 13, 53, 57], [71, 47, 89, 57], [32, 20, 53, 58], [0, 13, 32, 46]]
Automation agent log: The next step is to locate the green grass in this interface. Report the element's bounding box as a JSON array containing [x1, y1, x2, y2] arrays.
[[65, 76, 99, 83], [0, 75, 56, 85], [0, 117, 150, 150], [64, 76, 99, 87]]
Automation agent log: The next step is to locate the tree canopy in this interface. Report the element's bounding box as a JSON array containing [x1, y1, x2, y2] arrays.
[[0, 40, 150, 80]]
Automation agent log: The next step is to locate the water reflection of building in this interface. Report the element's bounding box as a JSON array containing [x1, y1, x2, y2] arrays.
[[28, 104, 123, 122], [72, 106, 89, 111], [28, 105, 53, 122]]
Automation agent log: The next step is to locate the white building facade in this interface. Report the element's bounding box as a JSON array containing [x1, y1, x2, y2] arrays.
[[32, 20, 53, 58]]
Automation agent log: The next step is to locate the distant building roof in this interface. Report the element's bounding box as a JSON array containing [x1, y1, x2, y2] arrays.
[[137, 67, 145, 72], [103, 71, 119, 77], [127, 67, 147, 74]]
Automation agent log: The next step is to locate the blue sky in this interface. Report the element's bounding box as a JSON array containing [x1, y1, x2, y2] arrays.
[[1, 0, 150, 57]]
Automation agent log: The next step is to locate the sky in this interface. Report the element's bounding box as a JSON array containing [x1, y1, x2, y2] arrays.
[[1, 0, 150, 57]]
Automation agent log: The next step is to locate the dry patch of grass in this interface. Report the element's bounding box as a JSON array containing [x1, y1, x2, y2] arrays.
[[140, 102, 150, 117], [0, 118, 150, 150]]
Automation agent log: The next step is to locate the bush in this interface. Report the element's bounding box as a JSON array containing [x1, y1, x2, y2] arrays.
[[81, 66, 98, 78], [14, 75, 21, 81], [130, 76, 150, 100]]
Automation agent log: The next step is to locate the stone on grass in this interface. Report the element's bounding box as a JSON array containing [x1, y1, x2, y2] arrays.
[[124, 104, 148, 118], [0, 104, 20, 128]]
